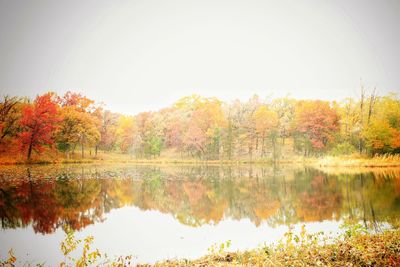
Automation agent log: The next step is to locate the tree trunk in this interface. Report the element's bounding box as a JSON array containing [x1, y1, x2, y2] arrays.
[[27, 143, 33, 161], [272, 137, 276, 162], [367, 88, 376, 126], [227, 122, 233, 160], [255, 136, 258, 151], [81, 138, 84, 158], [249, 138, 253, 161], [27, 133, 34, 161], [261, 134, 265, 157], [359, 86, 365, 154]]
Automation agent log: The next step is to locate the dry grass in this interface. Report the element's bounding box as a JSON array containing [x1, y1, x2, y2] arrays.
[[140, 230, 400, 267], [1, 148, 400, 168], [314, 154, 400, 168]]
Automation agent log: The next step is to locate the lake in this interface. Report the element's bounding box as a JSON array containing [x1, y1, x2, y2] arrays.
[[0, 164, 399, 265]]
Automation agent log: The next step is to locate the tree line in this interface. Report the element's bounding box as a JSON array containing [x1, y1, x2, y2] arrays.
[[0, 90, 399, 161]]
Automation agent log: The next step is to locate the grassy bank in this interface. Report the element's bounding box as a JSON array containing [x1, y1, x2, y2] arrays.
[[145, 229, 400, 267], [2, 226, 399, 266], [1, 151, 400, 167], [313, 154, 400, 167], [0, 151, 303, 165]]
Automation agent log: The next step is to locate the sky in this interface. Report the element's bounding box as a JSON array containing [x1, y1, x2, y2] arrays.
[[0, 0, 399, 115]]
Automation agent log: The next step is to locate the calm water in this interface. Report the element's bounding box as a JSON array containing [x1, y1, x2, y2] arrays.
[[0, 164, 399, 265]]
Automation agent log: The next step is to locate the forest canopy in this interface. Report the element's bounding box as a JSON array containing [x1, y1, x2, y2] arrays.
[[0, 91, 399, 161]]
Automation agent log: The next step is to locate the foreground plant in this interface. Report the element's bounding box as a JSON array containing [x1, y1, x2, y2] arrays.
[[59, 225, 101, 267], [149, 226, 400, 267], [0, 225, 134, 267], [59, 225, 135, 267], [1, 224, 399, 266]]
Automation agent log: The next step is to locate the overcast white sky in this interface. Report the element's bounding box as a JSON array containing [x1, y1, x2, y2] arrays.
[[0, 0, 399, 114]]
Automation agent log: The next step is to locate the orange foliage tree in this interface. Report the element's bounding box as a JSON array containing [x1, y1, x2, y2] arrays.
[[293, 100, 339, 155], [18, 93, 60, 160]]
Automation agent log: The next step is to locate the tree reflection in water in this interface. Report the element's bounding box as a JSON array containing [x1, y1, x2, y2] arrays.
[[0, 165, 399, 234]]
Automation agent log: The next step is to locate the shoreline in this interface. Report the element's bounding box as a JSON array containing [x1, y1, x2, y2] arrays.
[[0, 155, 400, 168], [3, 227, 398, 266], [145, 229, 400, 267]]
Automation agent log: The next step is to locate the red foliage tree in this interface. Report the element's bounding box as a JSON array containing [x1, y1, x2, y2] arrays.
[[19, 93, 60, 160], [294, 100, 339, 151]]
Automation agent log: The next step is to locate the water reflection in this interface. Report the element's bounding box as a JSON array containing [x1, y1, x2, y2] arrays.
[[0, 165, 399, 234]]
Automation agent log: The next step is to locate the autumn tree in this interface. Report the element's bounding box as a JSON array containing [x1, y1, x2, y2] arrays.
[[222, 104, 235, 160], [116, 115, 137, 154], [364, 120, 395, 154], [56, 92, 100, 158], [56, 106, 82, 156], [271, 97, 295, 146], [19, 93, 60, 160], [163, 107, 188, 152], [333, 97, 359, 155], [0, 96, 23, 143], [252, 105, 279, 158], [98, 110, 119, 152], [355, 86, 378, 154], [293, 100, 339, 155], [223, 96, 261, 160], [0, 96, 25, 157], [238, 96, 257, 160], [79, 112, 101, 157], [134, 112, 164, 158], [177, 95, 226, 159], [363, 93, 400, 154], [3, 90, 400, 161]]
